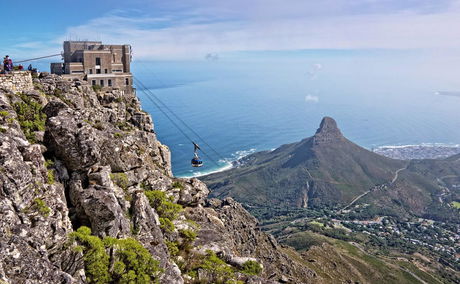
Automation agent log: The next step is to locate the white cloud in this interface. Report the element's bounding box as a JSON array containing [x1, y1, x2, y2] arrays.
[[54, 1, 460, 59], [305, 95, 320, 103]]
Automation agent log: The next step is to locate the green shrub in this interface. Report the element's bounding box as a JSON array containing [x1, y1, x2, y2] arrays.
[[110, 173, 129, 191], [70, 227, 111, 284], [179, 229, 197, 243], [159, 217, 175, 233], [47, 169, 55, 184], [34, 198, 51, 217], [70, 226, 162, 284], [199, 250, 234, 283], [44, 159, 54, 168], [178, 229, 197, 251], [105, 237, 162, 283], [0, 110, 9, 117], [0, 128, 6, 133], [171, 181, 184, 189], [240, 260, 262, 275], [145, 190, 182, 220], [13, 95, 46, 143], [92, 85, 102, 92], [165, 240, 179, 256]]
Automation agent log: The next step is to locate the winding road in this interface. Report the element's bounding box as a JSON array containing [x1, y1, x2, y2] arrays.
[[339, 164, 409, 213]]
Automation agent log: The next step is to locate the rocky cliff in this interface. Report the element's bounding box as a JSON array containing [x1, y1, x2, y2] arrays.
[[0, 73, 321, 283]]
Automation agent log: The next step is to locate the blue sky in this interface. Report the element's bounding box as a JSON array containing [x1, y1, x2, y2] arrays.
[[3, 0, 460, 60]]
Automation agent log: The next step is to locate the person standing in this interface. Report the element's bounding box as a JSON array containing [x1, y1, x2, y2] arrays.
[[3, 55, 10, 72], [8, 57, 13, 71]]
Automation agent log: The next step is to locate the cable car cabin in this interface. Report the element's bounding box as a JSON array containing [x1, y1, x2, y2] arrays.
[[191, 142, 203, 167], [191, 157, 203, 167]]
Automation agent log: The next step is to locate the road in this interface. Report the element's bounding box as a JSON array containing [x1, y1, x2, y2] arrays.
[[391, 166, 407, 184], [339, 164, 408, 212]]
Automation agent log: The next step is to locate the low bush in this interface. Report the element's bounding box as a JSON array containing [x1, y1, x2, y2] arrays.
[[145, 190, 182, 220], [13, 95, 46, 143], [70, 226, 162, 284], [240, 260, 262, 275], [34, 198, 51, 217], [110, 173, 129, 191]]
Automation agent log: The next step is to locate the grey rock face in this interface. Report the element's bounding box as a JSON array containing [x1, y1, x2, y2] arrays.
[[0, 90, 83, 283], [0, 74, 318, 284]]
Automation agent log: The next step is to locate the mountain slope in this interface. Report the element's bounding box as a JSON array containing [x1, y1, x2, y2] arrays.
[[203, 117, 406, 209], [203, 117, 460, 222]]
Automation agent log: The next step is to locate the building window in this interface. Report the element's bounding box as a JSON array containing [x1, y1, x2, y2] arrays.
[[95, 57, 101, 65], [100, 80, 104, 87], [89, 69, 93, 74], [92, 80, 96, 86], [104, 69, 108, 74], [125, 78, 129, 85], [108, 79, 112, 87], [96, 69, 101, 74]]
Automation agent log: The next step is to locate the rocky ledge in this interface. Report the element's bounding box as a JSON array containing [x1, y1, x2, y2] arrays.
[[0, 73, 318, 283]]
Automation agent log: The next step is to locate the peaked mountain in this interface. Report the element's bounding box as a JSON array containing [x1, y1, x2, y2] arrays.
[[202, 117, 459, 221], [203, 117, 405, 208]]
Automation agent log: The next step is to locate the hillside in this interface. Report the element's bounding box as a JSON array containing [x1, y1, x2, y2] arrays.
[[203, 117, 405, 208], [202, 116, 460, 282], [202, 117, 460, 221]]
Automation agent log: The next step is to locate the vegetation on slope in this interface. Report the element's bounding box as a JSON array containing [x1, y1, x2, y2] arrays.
[[70, 226, 162, 284]]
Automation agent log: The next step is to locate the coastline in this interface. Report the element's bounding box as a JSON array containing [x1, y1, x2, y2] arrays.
[[373, 143, 460, 160]]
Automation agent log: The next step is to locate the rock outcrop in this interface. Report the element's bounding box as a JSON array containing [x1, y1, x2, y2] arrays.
[[0, 73, 319, 283], [313, 116, 344, 144]]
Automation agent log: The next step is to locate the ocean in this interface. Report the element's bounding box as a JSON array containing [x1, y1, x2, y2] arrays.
[[131, 50, 460, 177]]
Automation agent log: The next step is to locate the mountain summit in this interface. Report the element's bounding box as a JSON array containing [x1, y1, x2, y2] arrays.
[[313, 116, 343, 144]]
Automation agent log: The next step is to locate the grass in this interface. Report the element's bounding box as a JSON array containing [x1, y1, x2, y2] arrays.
[[397, 261, 444, 284]]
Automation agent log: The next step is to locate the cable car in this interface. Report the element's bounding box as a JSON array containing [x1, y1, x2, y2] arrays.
[[191, 142, 203, 167]]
